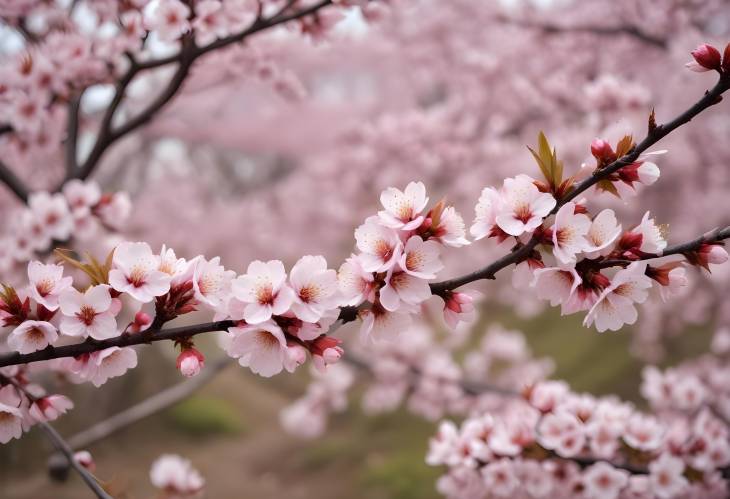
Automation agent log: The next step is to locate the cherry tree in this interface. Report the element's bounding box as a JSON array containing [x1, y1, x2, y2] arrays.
[[1, 1, 730, 498]]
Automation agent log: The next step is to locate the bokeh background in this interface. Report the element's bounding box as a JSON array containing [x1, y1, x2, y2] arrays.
[[2, 0, 730, 497]]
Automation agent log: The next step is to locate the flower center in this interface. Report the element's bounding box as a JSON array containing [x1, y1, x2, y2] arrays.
[[514, 203, 532, 223], [128, 266, 147, 287], [256, 284, 275, 305], [76, 305, 97, 326]]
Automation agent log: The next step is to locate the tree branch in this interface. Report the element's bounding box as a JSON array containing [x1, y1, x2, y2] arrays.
[[1, 376, 112, 499], [66, 0, 334, 186], [47, 357, 232, 481], [65, 92, 83, 177], [0, 158, 30, 203]]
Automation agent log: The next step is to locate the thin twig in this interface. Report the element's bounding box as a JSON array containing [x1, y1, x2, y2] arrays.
[[0, 158, 30, 203], [1, 376, 112, 499]]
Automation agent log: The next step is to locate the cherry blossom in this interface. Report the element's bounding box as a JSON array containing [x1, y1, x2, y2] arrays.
[[288, 255, 339, 323], [495, 175, 556, 236], [225, 321, 289, 377], [28, 395, 73, 423], [470, 186, 503, 241], [7, 320, 58, 354], [150, 454, 205, 496], [354, 218, 403, 272], [378, 181, 429, 230], [582, 462, 628, 499], [649, 453, 689, 498], [27, 261, 72, 311], [28, 192, 73, 241], [0, 386, 24, 444], [399, 236, 444, 279], [58, 285, 117, 340], [144, 0, 192, 42], [192, 256, 235, 309], [337, 254, 375, 306], [583, 263, 652, 332], [109, 242, 172, 303], [551, 202, 592, 264], [231, 260, 295, 324]]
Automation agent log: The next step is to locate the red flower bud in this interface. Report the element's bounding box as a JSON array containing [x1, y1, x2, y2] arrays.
[[723, 43, 730, 72], [590, 139, 615, 163], [177, 347, 205, 377], [690, 44, 722, 71]]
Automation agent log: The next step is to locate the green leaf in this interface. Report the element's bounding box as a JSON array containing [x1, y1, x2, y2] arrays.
[[527, 131, 562, 189]]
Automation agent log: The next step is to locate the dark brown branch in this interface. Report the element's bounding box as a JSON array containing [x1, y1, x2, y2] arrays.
[[430, 73, 730, 295], [67, 0, 333, 185], [65, 92, 83, 176], [0, 158, 30, 203]]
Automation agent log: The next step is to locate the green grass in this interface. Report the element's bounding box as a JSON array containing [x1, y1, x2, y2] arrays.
[[167, 395, 246, 437]]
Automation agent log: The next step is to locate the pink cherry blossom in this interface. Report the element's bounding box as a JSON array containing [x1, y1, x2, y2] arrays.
[[359, 305, 412, 343], [442, 290, 479, 330], [58, 284, 117, 340], [109, 242, 172, 303], [150, 454, 205, 495], [354, 218, 403, 272], [537, 411, 585, 457], [337, 254, 375, 306], [378, 181, 429, 230], [0, 386, 24, 444], [192, 0, 228, 45], [633, 212, 667, 254], [623, 414, 664, 452], [583, 263, 653, 332], [28, 192, 73, 241], [399, 236, 444, 279], [192, 256, 235, 309], [551, 202, 592, 264], [481, 458, 519, 496], [225, 321, 288, 377], [582, 462, 628, 499], [584, 209, 622, 259], [649, 453, 689, 498], [7, 320, 58, 354], [431, 206, 470, 247], [470, 186, 503, 241], [532, 266, 582, 314], [231, 260, 295, 324], [379, 266, 432, 312], [62, 179, 101, 215], [495, 175, 556, 236], [27, 261, 72, 311], [28, 395, 73, 422], [144, 0, 191, 42], [289, 255, 339, 323], [85, 347, 139, 387]]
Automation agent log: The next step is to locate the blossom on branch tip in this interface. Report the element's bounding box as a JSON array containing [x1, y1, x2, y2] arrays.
[[470, 186, 504, 241], [686, 44, 722, 72], [584, 209, 622, 259], [399, 236, 444, 279], [337, 254, 375, 306], [442, 290, 479, 330]]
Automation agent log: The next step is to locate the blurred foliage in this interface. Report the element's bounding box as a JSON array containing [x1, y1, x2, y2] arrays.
[[167, 396, 246, 437]]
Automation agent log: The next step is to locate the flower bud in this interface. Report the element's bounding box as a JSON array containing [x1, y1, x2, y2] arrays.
[[590, 139, 615, 163], [706, 244, 729, 264], [130, 311, 152, 333], [74, 451, 96, 472], [176, 347, 205, 377], [689, 44, 722, 72]]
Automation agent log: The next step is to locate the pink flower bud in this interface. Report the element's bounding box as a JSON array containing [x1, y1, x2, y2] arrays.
[[131, 311, 152, 333], [690, 44, 722, 71], [590, 139, 615, 162], [176, 348, 205, 377], [74, 450, 95, 472], [706, 244, 728, 264]]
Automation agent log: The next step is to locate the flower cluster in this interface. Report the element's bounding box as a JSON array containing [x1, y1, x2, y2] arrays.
[[0, 380, 73, 444], [340, 181, 471, 341], [0, 181, 131, 274], [428, 379, 730, 499], [470, 134, 727, 332]]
